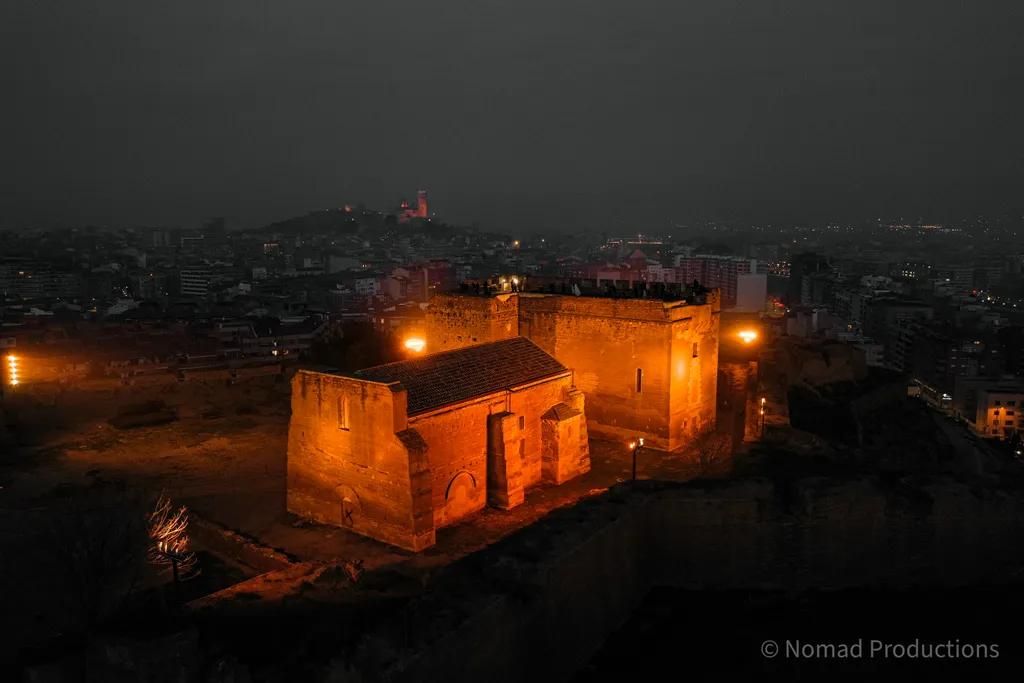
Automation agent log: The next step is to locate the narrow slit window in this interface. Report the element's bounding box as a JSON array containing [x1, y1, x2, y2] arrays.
[[635, 368, 643, 393], [519, 416, 525, 430], [692, 342, 699, 358], [338, 396, 349, 430]]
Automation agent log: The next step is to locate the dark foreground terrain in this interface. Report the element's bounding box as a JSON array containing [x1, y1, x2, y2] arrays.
[[579, 585, 1024, 681]]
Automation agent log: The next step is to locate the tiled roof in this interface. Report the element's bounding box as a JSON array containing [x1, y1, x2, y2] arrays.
[[354, 337, 567, 416]]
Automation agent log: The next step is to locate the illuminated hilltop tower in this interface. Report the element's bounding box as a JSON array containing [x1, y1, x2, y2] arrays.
[[399, 189, 429, 223]]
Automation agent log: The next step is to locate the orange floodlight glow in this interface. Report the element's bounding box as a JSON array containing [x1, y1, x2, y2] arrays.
[[6, 355, 19, 386], [403, 337, 426, 353], [737, 329, 759, 344]]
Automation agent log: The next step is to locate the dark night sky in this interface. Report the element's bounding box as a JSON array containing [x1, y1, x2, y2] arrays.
[[1, 1, 1022, 231]]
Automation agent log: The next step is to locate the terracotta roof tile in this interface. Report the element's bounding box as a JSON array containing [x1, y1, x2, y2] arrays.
[[354, 337, 567, 415]]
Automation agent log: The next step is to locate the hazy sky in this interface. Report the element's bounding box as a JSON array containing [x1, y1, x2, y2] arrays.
[[2, 1, 1022, 231]]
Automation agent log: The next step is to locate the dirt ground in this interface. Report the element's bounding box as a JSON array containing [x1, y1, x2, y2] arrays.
[[1, 377, 711, 661]]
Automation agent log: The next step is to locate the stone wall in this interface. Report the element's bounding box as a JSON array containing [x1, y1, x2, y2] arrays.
[[365, 477, 1024, 682], [406, 375, 580, 528], [35, 475, 1024, 681], [541, 389, 590, 484], [426, 293, 520, 352], [287, 369, 589, 550], [666, 301, 720, 449], [425, 292, 720, 451], [519, 294, 719, 451], [718, 360, 760, 445], [286, 370, 434, 551]]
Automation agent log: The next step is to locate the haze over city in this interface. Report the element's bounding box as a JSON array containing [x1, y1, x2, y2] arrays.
[[3, 0, 1023, 231]]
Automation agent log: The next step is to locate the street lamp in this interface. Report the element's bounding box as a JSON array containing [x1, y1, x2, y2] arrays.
[[760, 397, 767, 434], [629, 437, 645, 481], [403, 337, 426, 354], [6, 355, 20, 388]]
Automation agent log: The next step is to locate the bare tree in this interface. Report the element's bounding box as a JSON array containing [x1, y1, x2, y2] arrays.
[[147, 493, 199, 592]]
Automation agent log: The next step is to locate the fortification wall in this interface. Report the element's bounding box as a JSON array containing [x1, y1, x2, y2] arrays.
[[366, 478, 1024, 682], [425, 293, 519, 352], [286, 370, 434, 551], [406, 374, 578, 527], [667, 304, 720, 450], [520, 294, 719, 451], [48, 475, 1024, 681]]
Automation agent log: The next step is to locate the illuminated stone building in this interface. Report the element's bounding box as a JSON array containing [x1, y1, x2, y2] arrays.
[[398, 190, 429, 223], [287, 337, 590, 550], [426, 291, 721, 452]]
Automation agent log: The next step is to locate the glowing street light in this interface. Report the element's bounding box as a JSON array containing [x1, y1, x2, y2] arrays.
[[737, 329, 759, 344], [629, 437, 645, 481], [6, 355, 19, 386], [403, 337, 426, 354]]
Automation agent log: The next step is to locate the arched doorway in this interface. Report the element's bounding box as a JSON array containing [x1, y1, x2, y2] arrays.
[[443, 470, 480, 525]]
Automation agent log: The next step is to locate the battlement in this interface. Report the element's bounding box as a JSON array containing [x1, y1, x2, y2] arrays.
[[518, 291, 720, 323]]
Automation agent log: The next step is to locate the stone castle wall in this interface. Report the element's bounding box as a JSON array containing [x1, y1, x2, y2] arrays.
[[426, 293, 520, 353], [665, 301, 719, 450], [286, 370, 435, 551], [408, 373, 580, 528], [53, 476, 1024, 682], [426, 293, 720, 451], [286, 367, 589, 550], [360, 478, 1024, 682]]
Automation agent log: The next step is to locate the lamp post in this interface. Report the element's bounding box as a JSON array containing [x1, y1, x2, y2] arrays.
[[158, 541, 183, 602], [629, 437, 644, 481], [760, 397, 767, 435], [403, 336, 426, 355], [6, 354, 20, 388]]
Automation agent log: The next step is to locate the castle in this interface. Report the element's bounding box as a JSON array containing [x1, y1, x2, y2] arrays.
[[286, 289, 720, 550], [398, 190, 429, 223], [426, 290, 721, 451], [287, 337, 590, 550]]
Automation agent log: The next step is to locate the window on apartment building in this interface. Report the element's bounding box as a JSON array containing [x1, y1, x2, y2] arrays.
[[692, 342, 699, 358], [337, 396, 349, 430], [1009, 401, 1017, 407], [635, 368, 643, 393], [1008, 411, 1016, 416], [519, 440, 525, 457], [995, 401, 1002, 406], [519, 416, 525, 430]]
